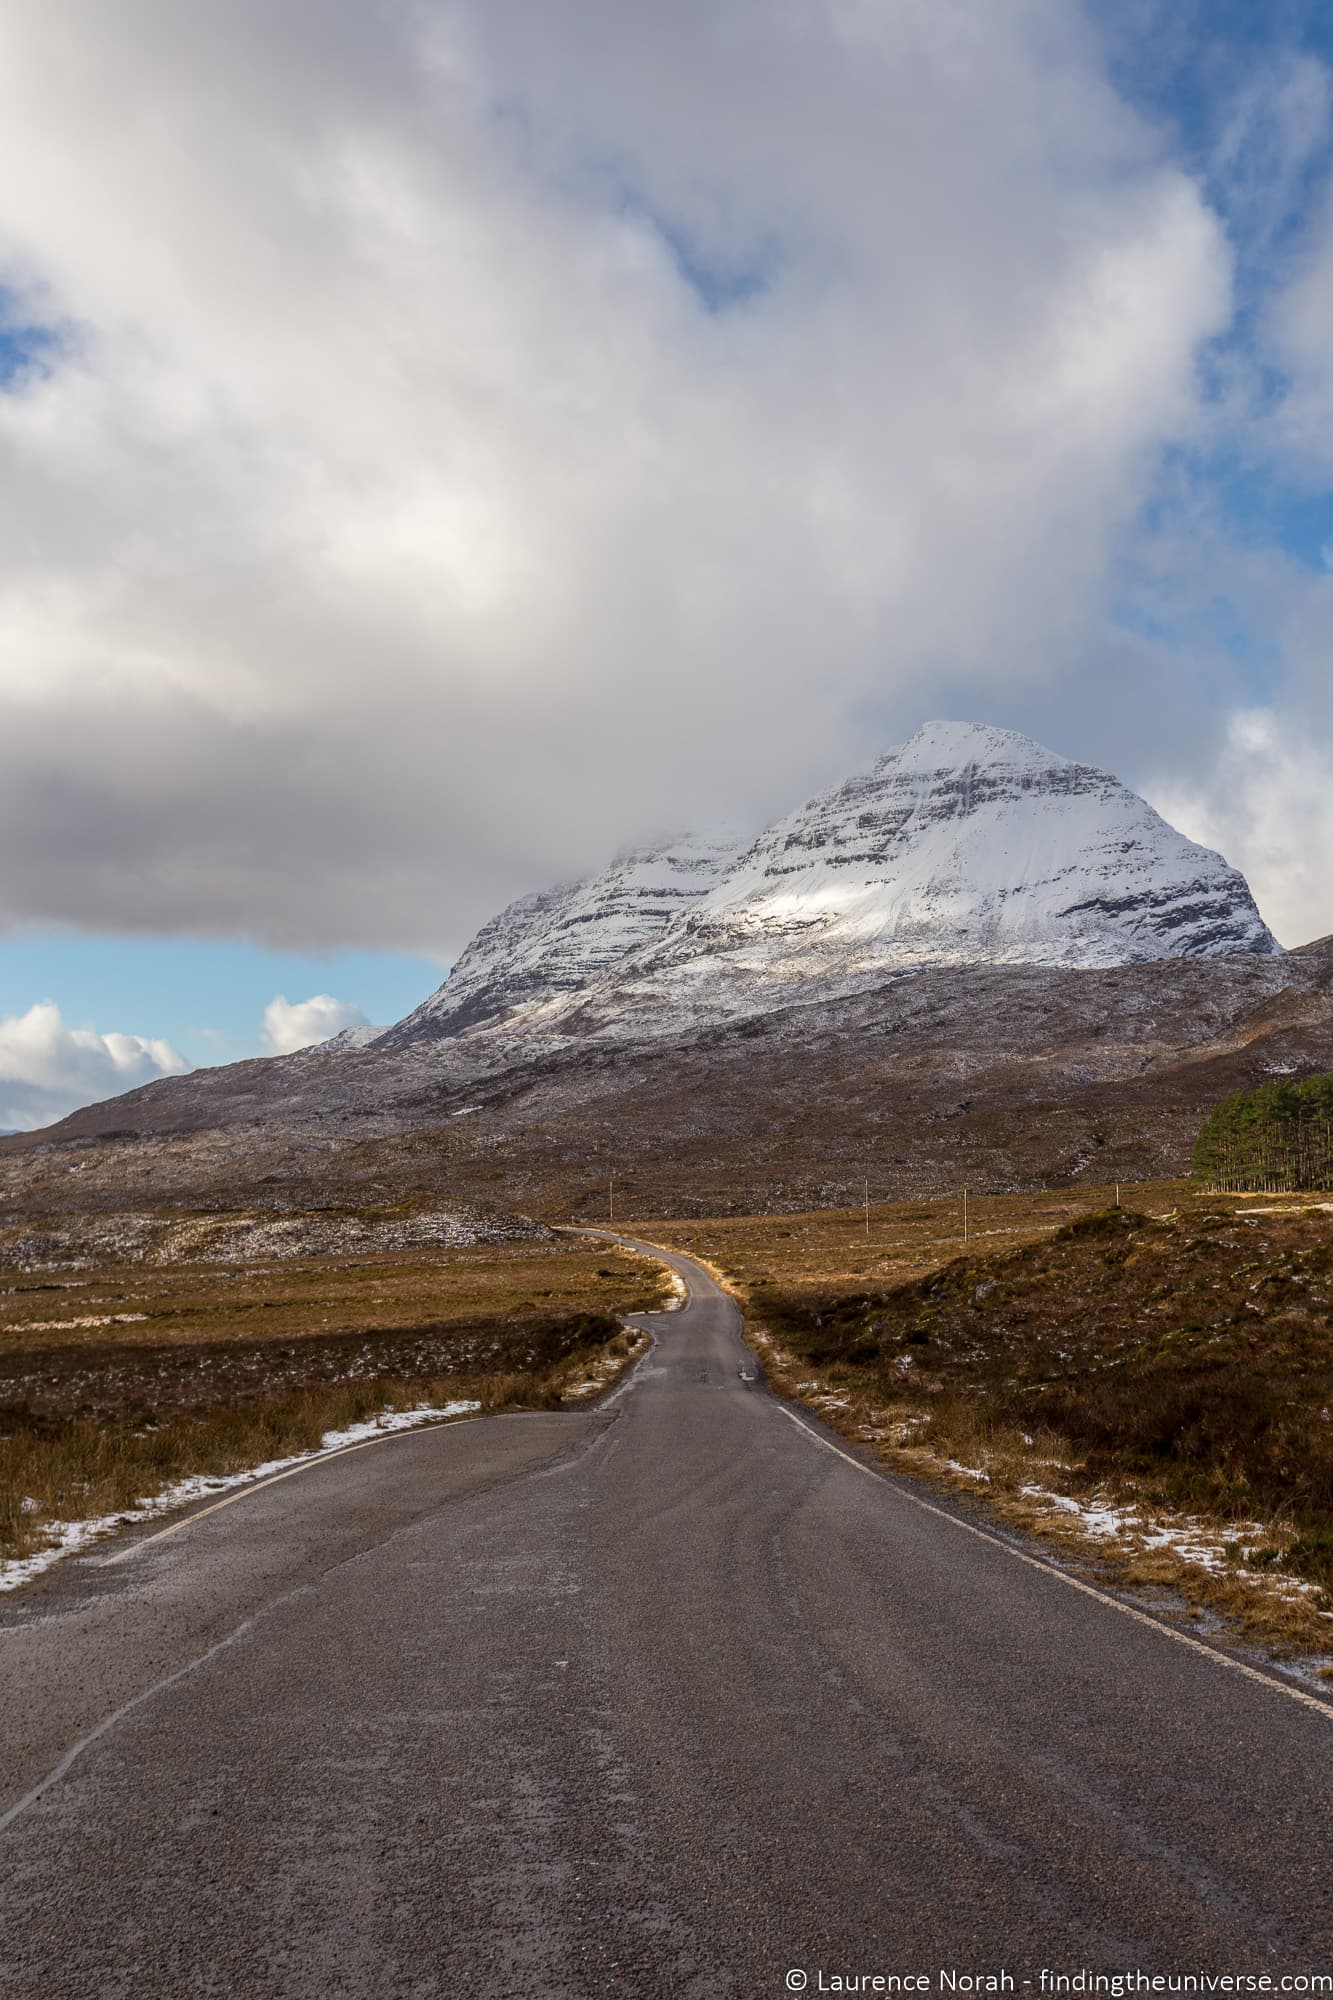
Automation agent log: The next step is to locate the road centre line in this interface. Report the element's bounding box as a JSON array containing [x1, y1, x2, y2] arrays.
[[777, 1405, 1333, 1724]]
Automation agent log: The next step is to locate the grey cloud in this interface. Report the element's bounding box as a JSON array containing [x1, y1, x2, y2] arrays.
[[2, 0, 1317, 961]]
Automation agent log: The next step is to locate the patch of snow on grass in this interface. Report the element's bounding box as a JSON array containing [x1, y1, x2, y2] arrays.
[[0, 1400, 480, 1595], [17, 1312, 148, 1333], [564, 1325, 651, 1402], [1236, 1201, 1333, 1217], [1016, 1483, 1294, 1581]]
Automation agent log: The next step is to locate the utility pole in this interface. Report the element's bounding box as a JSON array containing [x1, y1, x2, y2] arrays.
[[609, 1175, 614, 1225], [864, 1176, 870, 1240], [963, 1187, 969, 1244], [1115, 1182, 1121, 1209]]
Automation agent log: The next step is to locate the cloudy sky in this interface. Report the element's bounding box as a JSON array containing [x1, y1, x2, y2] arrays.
[[2, 0, 1333, 1126]]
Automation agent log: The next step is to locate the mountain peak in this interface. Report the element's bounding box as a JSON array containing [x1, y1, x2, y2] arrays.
[[381, 721, 1280, 1047], [882, 719, 1073, 776]]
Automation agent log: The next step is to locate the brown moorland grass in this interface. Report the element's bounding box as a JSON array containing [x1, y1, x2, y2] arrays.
[[1, 1232, 670, 1568], [649, 1181, 1333, 1653]]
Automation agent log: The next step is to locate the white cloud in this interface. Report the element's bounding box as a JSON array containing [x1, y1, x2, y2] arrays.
[[0, 1, 1237, 959], [0, 1001, 190, 1131], [261, 993, 367, 1056], [1152, 709, 1333, 950]]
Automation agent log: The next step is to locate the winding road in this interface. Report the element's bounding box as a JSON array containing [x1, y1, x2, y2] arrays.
[[0, 1240, 1329, 1998]]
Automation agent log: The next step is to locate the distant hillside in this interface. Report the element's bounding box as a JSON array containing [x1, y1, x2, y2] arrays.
[[4, 942, 1331, 1224]]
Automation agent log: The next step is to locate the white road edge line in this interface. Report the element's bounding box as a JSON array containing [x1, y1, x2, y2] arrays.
[[96, 1418, 482, 1567], [778, 1406, 1333, 1724]]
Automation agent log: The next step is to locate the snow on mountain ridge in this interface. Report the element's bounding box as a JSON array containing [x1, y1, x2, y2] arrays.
[[381, 722, 1280, 1048], [873, 719, 1070, 778], [622, 722, 1278, 981], [318, 1023, 385, 1052], [379, 830, 742, 1043]]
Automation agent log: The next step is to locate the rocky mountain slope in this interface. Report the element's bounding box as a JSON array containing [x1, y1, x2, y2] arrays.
[[381, 831, 740, 1043], [623, 718, 1276, 972], [385, 722, 1279, 1046], [321, 1024, 384, 1052], [6, 941, 1331, 1220]]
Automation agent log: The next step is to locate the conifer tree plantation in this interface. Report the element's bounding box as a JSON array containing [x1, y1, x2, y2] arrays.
[[1193, 1074, 1333, 1193]]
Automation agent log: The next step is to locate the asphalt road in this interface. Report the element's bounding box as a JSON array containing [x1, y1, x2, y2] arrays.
[[1, 1241, 1329, 1999]]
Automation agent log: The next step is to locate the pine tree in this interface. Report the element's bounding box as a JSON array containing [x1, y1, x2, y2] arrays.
[[1192, 1073, 1333, 1192]]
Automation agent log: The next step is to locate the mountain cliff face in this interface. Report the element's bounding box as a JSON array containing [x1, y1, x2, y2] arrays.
[[601, 721, 1278, 998], [379, 831, 740, 1043], [386, 722, 1279, 1045]]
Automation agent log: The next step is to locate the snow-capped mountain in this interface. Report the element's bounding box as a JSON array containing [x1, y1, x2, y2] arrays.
[[380, 831, 741, 1043], [611, 720, 1277, 985], [384, 722, 1280, 1045]]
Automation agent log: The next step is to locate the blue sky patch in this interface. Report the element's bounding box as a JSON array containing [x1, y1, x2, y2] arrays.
[[654, 219, 775, 315], [0, 931, 445, 1066], [0, 292, 58, 389]]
